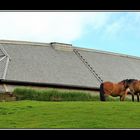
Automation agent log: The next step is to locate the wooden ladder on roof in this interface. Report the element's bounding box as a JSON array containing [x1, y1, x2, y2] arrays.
[[73, 49, 103, 84]]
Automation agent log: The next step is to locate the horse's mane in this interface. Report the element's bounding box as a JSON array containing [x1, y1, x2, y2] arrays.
[[120, 79, 138, 85]]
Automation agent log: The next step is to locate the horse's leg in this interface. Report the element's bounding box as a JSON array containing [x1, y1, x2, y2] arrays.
[[120, 96, 122, 101], [120, 94, 126, 101], [120, 89, 129, 101], [130, 91, 135, 102], [128, 90, 134, 102], [120, 95, 125, 101], [129, 89, 135, 102], [132, 94, 134, 102], [137, 93, 139, 102]]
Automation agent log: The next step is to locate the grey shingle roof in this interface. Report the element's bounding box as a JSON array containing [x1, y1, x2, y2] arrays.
[[1, 40, 140, 89], [78, 49, 140, 83], [0, 47, 7, 79], [1, 42, 100, 88], [0, 49, 5, 57], [0, 57, 6, 79]]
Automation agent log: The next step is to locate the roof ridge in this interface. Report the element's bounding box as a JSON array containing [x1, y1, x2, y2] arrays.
[[73, 46, 140, 61], [0, 39, 140, 61]]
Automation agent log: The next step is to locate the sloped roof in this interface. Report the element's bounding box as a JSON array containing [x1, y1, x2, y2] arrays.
[[0, 40, 100, 88], [0, 40, 140, 89], [78, 49, 140, 82]]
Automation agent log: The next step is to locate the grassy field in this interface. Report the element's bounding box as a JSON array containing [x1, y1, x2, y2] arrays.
[[0, 100, 140, 129]]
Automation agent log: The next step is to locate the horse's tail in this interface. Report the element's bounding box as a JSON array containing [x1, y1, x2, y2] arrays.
[[100, 83, 106, 101]]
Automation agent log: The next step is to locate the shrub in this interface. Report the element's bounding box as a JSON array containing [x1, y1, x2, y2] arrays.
[[13, 88, 132, 102], [13, 88, 97, 101]]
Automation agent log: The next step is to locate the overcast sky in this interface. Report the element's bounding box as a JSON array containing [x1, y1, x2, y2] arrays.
[[0, 11, 140, 57]]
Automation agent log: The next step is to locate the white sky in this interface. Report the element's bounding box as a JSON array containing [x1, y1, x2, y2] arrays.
[[0, 12, 109, 43]]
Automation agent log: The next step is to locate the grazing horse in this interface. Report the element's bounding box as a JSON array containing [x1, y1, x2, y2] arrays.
[[100, 79, 130, 101], [126, 79, 140, 102]]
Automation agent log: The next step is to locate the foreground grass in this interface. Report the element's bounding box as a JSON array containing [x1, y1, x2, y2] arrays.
[[0, 101, 140, 128]]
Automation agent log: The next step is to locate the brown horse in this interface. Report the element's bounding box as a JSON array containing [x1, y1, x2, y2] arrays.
[[100, 79, 131, 101], [126, 79, 140, 102]]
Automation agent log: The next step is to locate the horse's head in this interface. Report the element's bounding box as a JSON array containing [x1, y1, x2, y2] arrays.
[[121, 79, 138, 89], [122, 79, 129, 89]]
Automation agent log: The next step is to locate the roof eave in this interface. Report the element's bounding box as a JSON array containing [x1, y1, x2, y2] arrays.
[[0, 79, 99, 91]]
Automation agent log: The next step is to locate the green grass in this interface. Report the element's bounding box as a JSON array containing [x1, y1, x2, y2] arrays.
[[0, 100, 140, 129], [13, 87, 132, 102], [13, 88, 98, 101]]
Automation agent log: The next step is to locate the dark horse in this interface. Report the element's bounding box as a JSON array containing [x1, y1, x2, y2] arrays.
[[126, 79, 140, 102], [100, 79, 134, 101]]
